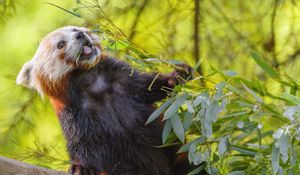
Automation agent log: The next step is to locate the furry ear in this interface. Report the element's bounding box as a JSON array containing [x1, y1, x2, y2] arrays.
[[16, 60, 34, 88]]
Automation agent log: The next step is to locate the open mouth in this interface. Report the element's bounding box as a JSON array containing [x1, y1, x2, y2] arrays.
[[80, 40, 96, 59]]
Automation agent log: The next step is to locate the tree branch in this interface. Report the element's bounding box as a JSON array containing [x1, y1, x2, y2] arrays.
[[270, 0, 280, 68], [0, 156, 68, 175], [194, 0, 203, 75], [128, 0, 149, 41]]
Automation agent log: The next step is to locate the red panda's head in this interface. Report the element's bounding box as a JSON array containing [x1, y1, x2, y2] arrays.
[[16, 26, 101, 95]]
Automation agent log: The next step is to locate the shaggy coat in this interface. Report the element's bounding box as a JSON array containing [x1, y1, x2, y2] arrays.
[[16, 26, 196, 175]]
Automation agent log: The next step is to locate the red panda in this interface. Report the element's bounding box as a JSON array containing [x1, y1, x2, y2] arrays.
[[16, 26, 196, 175]]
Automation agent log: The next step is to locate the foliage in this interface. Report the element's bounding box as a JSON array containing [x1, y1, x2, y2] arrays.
[[2, 0, 300, 174], [149, 63, 300, 175], [73, 1, 300, 174], [0, 0, 17, 22]]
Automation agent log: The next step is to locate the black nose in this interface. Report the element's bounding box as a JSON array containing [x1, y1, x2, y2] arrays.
[[76, 31, 85, 40]]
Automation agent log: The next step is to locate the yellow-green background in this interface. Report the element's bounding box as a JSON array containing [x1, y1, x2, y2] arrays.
[[1, 0, 300, 172]]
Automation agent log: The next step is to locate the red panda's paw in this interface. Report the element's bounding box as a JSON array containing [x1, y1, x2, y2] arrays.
[[69, 164, 98, 175], [168, 63, 194, 87]]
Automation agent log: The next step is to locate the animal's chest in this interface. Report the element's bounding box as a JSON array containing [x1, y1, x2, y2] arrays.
[[81, 72, 111, 95], [78, 69, 126, 97], [77, 70, 128, 113]]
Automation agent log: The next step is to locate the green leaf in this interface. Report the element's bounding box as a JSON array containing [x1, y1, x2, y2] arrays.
[[125, 55, 149, 67], [228, 171, 245, 175], [218, 137, 228, 156], [203, 118, 213, 138], [206, 165, 218, 175], [188, 143, 206, 165], [183, 112, 193, 131], [171, 114, 185, 142], [279, 132, 289, 163], [273, 129, 284, 140], [193, 92, 210, 107], [283, 106, 300, 121], [187, 164, 205, 175], [194, 57, 205, 71], [165, 59, 184, 65], [164, 93, 188, 120], [242, 83, 263, 103], [280, 92, 300, 105], [128, 46, 151, 59], [178, 137, 205, 153], [250, 51, 279, 79], [224, 70, 237, 77], [272, 144, 280, 174], [186, 100, 195, 113], [162, 120, 172, 144], [284, 73, 300, 89], [207, 99, 226, 123], [232, 145, 256, 156], [145, 99, 173, 124]]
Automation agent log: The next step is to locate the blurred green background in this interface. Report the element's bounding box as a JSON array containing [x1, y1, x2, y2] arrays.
[[1, 0, 300, 173], [0, 0, 82, 169]]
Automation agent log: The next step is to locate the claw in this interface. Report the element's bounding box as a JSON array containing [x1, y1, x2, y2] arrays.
[[175, 63, 194, 80], [168, 63, 194, 87]]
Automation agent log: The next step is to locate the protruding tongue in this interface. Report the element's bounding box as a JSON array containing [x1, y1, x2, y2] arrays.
[[83, 46, 92, 55]]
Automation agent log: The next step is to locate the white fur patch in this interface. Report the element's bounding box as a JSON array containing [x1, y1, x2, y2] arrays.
[[89, 75, 108, 93], [16, 26, 101, 94]]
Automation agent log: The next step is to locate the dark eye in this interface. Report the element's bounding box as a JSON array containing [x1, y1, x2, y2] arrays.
[[57, 41, 66, 49], [71, 28, 79, 32]]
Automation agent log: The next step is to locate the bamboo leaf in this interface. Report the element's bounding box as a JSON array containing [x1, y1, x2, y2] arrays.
[[218, 137, 228, 156], [187, 164, 205, 175], [242, 83, 263, 103], [162, 120, 172, 144], [164, 93, 188, 120], [280, 92, 300, 105], [188, 143, 206, 165], [145, 99, 172, 124], [250, 51, 279, 79], [186, 100, 195, 113], [183, 112, 193, 131], [178, 137, 205, 153], [228, 171, 245, 175], [171, 114, 185, 142], [232, 145, 256, 156], [224, 70, 237, 77], [279, 132, 289, 163], [272, 144, 280, 174]]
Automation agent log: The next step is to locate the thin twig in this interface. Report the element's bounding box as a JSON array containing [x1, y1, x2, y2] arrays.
[[45, 2, 81, 18], [128, 0, 149, 41]]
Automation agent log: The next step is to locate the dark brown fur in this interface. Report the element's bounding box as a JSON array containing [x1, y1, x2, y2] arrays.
[[43, 55, 196, 175]]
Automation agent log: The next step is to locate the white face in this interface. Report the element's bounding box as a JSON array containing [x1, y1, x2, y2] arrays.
[[16, 26, 101, 93]]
